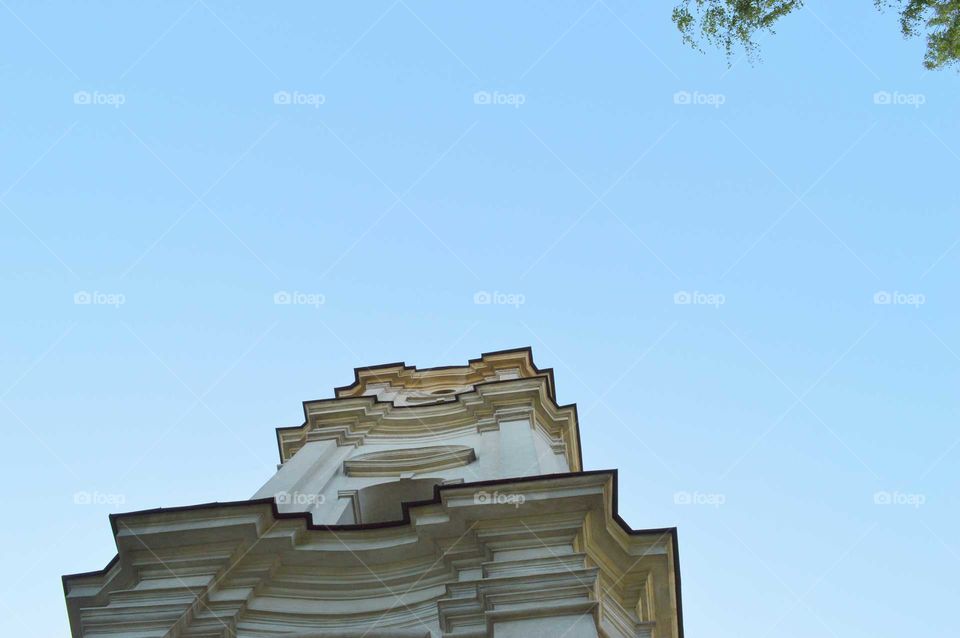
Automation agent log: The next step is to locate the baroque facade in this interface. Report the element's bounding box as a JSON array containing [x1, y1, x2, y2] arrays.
[[63, 348, 684, 637]]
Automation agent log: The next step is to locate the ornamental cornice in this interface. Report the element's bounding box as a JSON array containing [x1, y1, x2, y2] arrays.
[[278, 375, 581, 471], [333, 347, 556, 401], [63, 471, 680, 638]]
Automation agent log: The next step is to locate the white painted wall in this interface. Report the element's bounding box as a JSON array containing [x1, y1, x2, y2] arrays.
[[253, 412, 570, 525]]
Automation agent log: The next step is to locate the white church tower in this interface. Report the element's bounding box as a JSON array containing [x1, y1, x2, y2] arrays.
[[64, 348, 684, 637]]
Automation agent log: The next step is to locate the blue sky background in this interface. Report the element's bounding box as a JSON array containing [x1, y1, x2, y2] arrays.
[[2, 1, 958, 636]]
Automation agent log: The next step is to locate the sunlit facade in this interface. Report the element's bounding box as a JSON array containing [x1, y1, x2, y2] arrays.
[[64, 348, 683, 637]]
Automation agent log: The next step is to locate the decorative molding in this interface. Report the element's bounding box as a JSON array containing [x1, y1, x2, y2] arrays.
[[64, 472, 681, 638], [344, 446, 477, 477], [278, 375, 581, 471], [333, 347, 556, 402]]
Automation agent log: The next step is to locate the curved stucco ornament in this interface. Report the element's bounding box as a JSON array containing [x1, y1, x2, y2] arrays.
[[344, 445, 477, 477]]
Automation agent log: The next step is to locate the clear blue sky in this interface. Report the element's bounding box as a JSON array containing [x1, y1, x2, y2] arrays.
[[2, 2, 957, 636]]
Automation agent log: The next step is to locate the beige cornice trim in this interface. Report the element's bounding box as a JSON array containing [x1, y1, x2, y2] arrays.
[[334, 348, 551, 399], [279, 376, 581, 471], [65, 473, 679, 638]]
